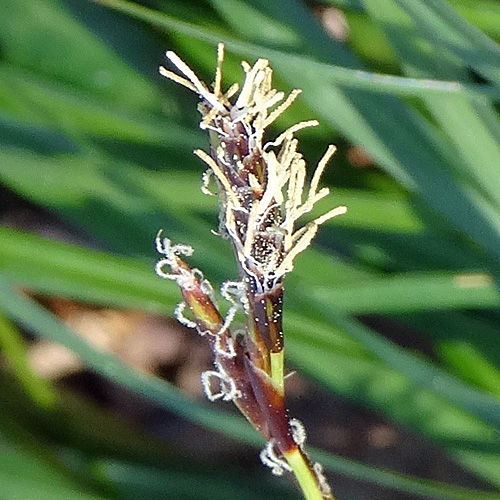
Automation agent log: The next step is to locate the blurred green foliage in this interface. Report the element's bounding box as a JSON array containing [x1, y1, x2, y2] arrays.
[[1, 0, 500, 498]]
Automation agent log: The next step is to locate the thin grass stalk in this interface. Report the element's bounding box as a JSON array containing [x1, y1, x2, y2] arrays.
[[155, 43, 346, 500]]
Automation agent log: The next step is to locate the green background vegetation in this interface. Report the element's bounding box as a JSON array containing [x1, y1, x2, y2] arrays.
[[1, 0, 500, 498]]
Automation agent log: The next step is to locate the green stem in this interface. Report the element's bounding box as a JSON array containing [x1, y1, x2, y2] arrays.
[[285, 447, 334, 500]]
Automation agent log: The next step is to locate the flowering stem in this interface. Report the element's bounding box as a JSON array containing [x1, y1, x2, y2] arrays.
[[155, 43, 346, 499], [285, 448, 335, 500]]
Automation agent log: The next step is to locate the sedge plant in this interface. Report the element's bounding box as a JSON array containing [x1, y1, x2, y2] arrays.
[[155, 43, 346, 500]]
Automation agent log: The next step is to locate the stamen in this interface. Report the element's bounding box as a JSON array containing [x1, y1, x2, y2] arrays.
[[265, 120, 319, 150], [214, 42, 224, 97], [313, 205, 348, 226], [194, 149, 240, 206], [200, 122, 229, 136], [310, 145, 337, 196], [232, 91, 284, 123], [200, 106, 220, 128], [224, 83, 239, 100], [235, 58, 270, 110], [165, 51, 226, 112], [275, 224, 318, 277], [158, 66, 197, 93], [263, 89, 302, 128]]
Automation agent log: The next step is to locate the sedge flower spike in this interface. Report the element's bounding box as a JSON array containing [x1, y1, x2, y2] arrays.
[[156, 43, 345, 500]]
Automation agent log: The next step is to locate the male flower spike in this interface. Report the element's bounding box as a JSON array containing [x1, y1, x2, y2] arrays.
[[156, 43, 346, 500]]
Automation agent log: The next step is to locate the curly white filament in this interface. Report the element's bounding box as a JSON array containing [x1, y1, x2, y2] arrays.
[[259, 439, 292, 476], [289, 418, 307, 447], [201, 369, 240, 402], [174, 302, 197, 329], [313, 462, 332, 498]]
